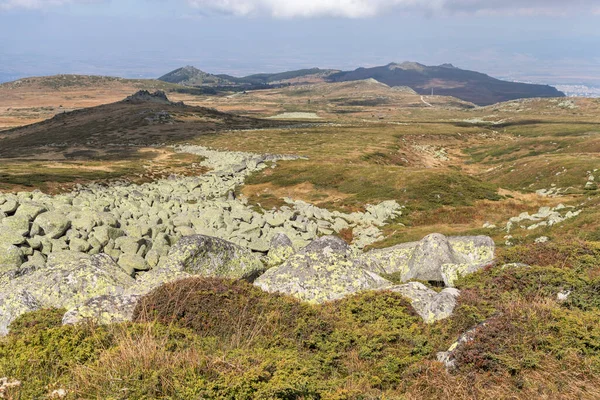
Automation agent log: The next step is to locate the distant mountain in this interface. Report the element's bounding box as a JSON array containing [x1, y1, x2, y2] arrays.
[[158, 66, 230, 86], [217, 68, 339, 85], [327, 62, 565, 106], [159, 66, 338, 87]]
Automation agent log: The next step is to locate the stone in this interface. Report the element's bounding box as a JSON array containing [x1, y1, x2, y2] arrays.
[[360, 233, 495, 285], [20, 253, 134, 310], [0, 243, 23, 272], [118, 253, 149, 275], [34, 212, 71, 239], [162, 235, 264, 280], [62, 294, 142, 325], [388, 282, 460, 323], [265, 233, 295, 267], [14, 202, 47, 221], [1, 215, 30, 236], [0, 226, 26, 246], [255, 236, 391, 303], [0, 289, 40, 335]]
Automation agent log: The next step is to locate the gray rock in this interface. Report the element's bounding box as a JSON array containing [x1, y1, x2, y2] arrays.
[[265, 233, 295, 267], [360, 233, 495, 285], [62, 294, 141, 325], [162, 235, 264, 280], [0, 243, 24, 272], [34, 212, 71, 239], [255, 236, 391, 303], [0, 226, 26, 246], [0, 289, 41, 335], [388, 282, 460, 323], [14, 202, 47, 221], [118, 253, 149, 276], [20, 253, 134, 310]]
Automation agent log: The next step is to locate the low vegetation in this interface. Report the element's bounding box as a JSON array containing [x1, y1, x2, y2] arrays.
[[2, 240, 600, 399]]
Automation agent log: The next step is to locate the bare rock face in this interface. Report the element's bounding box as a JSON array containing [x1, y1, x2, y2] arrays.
[[255, 236, 392, 303]]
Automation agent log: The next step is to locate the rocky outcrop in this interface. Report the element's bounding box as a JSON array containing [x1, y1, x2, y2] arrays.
[[255, 236, 392, 303], [359, 233, 494, 286]]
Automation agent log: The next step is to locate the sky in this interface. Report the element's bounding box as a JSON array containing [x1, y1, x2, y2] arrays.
[[0, 0, 599, 85]]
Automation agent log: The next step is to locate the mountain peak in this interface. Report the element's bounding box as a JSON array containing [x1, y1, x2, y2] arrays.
[[388, 62, 426, 71]]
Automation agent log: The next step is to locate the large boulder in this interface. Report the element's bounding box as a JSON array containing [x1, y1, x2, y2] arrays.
[[34, 212, 71, 239], [62, 294, 142, 326], [0, 289, 41, 335], [161, 235, 264, 280], [255, 236, 391, 303], [359, 233, 495, 285], [387, 282, 460, 323], [17, 253, 135, 310]]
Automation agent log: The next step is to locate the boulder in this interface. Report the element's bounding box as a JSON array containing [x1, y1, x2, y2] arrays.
[[255, 236, 391, 303], [18, 253, 134, 310], [265, 233, 295, 267], [14, 202, 47, 221], [359, 233, 495, 285], [0, 226, 26, 246], [0, 289, 40, 335], [118, 253, 149, 276], [62, 294, 142, 325], [0, 243, 23, 272], [387, 282, 460, 323], [161, 235, 264, 280], [34, 212, 71, 239]]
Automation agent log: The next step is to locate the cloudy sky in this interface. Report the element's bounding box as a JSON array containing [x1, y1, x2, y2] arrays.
[[0, 0, 598, 85]]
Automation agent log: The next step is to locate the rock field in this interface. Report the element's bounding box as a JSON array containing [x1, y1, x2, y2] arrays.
[[0, 145, 496, 334]]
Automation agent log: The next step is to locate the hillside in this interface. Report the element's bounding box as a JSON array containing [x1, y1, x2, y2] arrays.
[[327, 62, 565, 106], [0, 90, 284, 160], [0, 75, 190, 130], [158, 65, 230, 86]]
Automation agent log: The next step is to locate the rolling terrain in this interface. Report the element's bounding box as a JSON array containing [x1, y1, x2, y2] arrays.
[[1, 75, 600, 399], [328, 62, 565, 106]]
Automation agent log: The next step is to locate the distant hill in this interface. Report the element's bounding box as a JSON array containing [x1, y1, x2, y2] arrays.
[[0, 90, 284, 159], [158, 66, 230, 86], [217, 68, 339, 85], [327, 62, 565, 106]]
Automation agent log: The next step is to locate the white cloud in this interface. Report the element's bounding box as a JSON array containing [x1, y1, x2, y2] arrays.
[[0, 0, 99, 10], [186, 0, 599, 18]]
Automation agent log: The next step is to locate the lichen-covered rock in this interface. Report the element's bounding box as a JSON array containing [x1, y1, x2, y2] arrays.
[[34, 212, 71, 239], [387, 282, 460, 323], [14, 202, 47, 221], [18, 253, 134, 310], [405, 233, 457, 282], [162, 235, 264, 280], [118, 253, 149, 276], [0, 289, 40, 335], [62, 294, 141, 325], [255, 236, 391, 303], [0, 226, 26, 246], [441, 263, 486, 287], [359, 233, 495, 285], [0, 243, 23, 272], [265, 233, 295, 267]]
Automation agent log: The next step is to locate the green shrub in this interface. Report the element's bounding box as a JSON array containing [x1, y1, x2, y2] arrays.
[[8, 308, 65, 336], [133, 277, 322, 348]]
